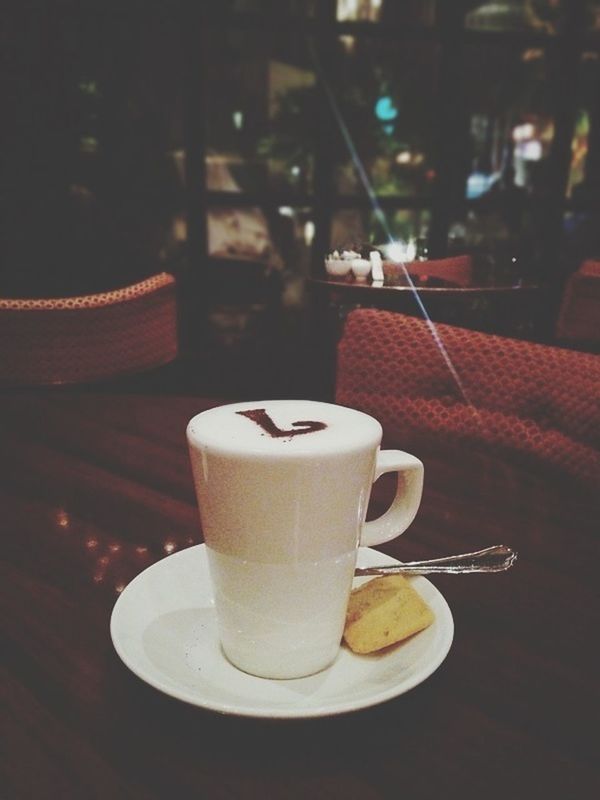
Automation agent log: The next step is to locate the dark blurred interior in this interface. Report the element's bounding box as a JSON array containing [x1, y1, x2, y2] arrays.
[[1, 0, 599, 398]]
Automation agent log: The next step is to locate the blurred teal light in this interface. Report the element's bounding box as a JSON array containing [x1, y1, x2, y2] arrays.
[[375, 96, 398, 122]]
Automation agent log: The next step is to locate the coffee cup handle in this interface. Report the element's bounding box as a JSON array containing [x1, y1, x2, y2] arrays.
[[360, 450, 424, 548]]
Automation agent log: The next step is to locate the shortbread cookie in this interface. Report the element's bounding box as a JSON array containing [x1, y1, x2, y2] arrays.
[[343, 575, 434, 654]]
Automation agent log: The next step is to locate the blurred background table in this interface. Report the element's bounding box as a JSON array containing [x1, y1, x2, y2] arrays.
[[1, 391, 598, 799], [310, 271, 542, 335], [308, 269, 543, 400]]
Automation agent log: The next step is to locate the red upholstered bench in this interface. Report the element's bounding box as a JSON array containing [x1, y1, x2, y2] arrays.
[[336, 309, 600, 491]]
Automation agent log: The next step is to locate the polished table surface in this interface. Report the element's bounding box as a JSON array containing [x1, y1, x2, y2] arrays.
[[310, 274, 540, 295], [309, 274, 542, 326], [2, 392, 598, 799]]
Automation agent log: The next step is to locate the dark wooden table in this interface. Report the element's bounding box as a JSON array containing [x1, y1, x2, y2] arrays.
[[308, 275, 542, 327], [2, 392, 598, 799]]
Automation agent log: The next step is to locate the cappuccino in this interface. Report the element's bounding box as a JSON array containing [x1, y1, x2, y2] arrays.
[[187, 400, 423, 679], [187, 400, 382, 455]]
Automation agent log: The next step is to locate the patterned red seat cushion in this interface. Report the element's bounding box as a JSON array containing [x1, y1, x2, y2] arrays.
[[580, 260, 600, 277], [0, 273, 178, 386], [336, 309, 600, 490]]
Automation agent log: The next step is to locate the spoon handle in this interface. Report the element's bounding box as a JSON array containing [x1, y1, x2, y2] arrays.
[[354, 544, 517, 576]]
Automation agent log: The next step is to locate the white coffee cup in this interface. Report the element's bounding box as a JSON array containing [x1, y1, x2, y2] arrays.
[[186, 400, 423, 679]]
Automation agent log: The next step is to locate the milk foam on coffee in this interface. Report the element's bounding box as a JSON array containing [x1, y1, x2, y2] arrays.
[[187, 400, 382, 456]]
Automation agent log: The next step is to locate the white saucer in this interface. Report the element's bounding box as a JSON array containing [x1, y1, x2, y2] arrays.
[[110, 544, 453, 719]]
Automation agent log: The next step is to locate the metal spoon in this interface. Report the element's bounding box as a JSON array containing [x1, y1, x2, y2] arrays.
[[355, 544, 517, 576]]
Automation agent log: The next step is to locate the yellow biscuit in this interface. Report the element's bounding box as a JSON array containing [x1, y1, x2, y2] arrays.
[[343, 575, 434, 654]]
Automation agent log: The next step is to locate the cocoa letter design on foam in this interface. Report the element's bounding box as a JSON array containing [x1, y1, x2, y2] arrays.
[[236, 409, 327, 438]]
